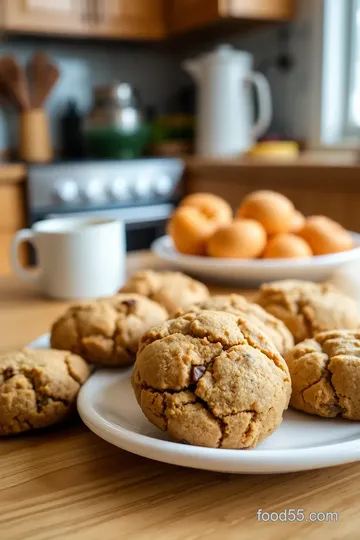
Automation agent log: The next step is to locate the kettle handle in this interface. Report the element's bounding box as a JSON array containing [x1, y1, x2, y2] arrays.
[[247, 72, 272, 141]]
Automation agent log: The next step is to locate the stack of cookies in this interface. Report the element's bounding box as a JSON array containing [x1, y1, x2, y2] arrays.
[[131, 276, 360, 449], [2, 269, 360, 449]]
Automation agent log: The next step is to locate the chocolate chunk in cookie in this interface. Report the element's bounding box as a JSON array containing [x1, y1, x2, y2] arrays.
[[190, 365, 207, 384]]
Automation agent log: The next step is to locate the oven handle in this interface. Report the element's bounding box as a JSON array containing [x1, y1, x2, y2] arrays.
[[44, 203, 175, 225]]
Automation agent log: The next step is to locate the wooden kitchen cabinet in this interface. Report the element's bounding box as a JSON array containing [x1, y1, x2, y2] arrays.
[[0, 166, 26, 276], [167, 0, 295, 34], [1, 0, 90, 36], [0, 0, 294, 39], [91, 0, 166, 39], [166, 0, 223, 34], [0, 0, 166, 39]]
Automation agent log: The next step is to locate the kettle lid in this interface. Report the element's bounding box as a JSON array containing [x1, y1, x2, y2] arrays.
[[192, 44, 252, 65], [214, 44, 235, 57]]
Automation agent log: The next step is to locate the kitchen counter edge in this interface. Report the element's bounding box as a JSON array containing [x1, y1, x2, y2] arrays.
[[0, 163, 26, 185]]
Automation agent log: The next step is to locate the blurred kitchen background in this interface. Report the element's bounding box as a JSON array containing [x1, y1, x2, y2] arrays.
[[1, 0, 359, 273]]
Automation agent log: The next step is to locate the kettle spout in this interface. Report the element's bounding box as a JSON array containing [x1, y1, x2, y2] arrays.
[[182, 60, 199, 81]]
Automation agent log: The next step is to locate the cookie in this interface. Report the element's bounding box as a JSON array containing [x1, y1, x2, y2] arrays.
[[263, 233, 312, 259], [237, 190, 295, 234], [286, 330, 360, 419], [206, 219, 267, 259], [120, 270, 209, 317], [0, 348, 90, 435], [176, 294, 294, 355], [257, 280, 360, 343], [51, 294, 168, 367], [132, 310, 291, 449]]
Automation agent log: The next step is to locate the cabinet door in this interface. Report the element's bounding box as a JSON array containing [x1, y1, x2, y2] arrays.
[[167, 0, 221, 34], [93, 0, 166, 39], [167, 0, 295, 34], [2, 0, 90, 35]]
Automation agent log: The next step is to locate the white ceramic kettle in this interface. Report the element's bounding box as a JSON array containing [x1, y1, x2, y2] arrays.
[[183, 44, 273, 157]]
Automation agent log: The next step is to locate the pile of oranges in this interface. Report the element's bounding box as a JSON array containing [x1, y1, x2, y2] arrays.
[[168, 190, 353, 259]]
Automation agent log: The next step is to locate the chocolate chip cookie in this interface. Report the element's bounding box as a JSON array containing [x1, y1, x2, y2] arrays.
[[120, 270, 210, 317], [132, 310, 291, 449], [177, 294, 294, 355], [0, 348, 90, 435], [257, 280, 360, 343], [286, 330, 360, 419], [51, 294, 168, 367]]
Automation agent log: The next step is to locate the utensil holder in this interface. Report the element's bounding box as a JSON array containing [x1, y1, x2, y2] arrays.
[[19, 108, 52, 163]]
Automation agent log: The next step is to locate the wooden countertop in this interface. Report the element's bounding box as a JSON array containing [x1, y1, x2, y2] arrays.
[[185, 153, 360, 193], [0, 254, 356, 540], [0, 154, 359, 188], [185, 150, 360, 169], [0, 163, 26, 185]]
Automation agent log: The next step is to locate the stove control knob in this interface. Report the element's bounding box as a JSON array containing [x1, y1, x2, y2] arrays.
[[133, 176, 152, 199], [82, 179, 105, 203], [154, 174, 172, 197], [109, 178, 129, 201], [52, 180, 79, 204]]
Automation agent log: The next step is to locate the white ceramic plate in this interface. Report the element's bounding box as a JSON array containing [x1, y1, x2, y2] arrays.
[[28, 334, 360, 474], [152, 234, 360, 286]]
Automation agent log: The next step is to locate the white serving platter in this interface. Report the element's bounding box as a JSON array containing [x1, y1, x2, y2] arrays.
[[28, 334, 360, 474], [152, 233, 360, 286]]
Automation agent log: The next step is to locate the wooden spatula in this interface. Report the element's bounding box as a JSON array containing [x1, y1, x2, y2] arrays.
[[27, 52, 59, 108], [27, 51, 47, 108]]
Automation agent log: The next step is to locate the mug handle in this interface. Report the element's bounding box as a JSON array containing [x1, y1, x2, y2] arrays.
[[11, 229, 42, 285], [248, 71, 273, 141]]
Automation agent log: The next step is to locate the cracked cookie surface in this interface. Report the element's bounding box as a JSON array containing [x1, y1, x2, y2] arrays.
[[120, 270, 210, 317], [176, 294, 294, 355], [132, 310, 291, 449], [0, 348, 90, 435], [51, 294, 168, 367], [286, 330, 360, 419], [256, 280, 360, 343]]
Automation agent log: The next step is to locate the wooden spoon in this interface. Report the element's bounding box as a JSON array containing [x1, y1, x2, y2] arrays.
[[0, 56, 30, 111]]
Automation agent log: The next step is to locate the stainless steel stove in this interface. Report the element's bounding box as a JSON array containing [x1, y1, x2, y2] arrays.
[[27, 158, 184, 251]]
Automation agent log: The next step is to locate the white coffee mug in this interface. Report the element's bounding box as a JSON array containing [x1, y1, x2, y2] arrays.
[[11, 217, 126, 299]]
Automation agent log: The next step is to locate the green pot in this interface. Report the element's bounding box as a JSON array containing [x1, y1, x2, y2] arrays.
[[84, 124, 151, 159]]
